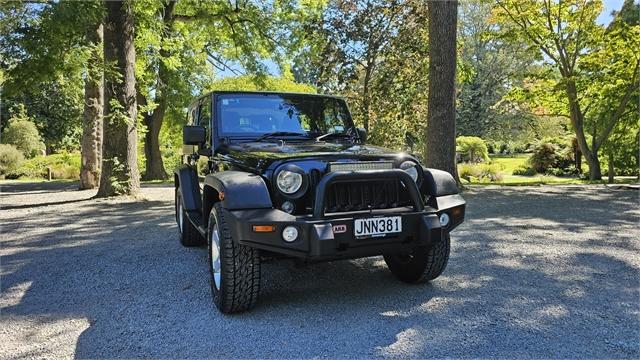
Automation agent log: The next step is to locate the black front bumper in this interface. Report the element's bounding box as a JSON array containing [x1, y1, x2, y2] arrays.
[[226, 169, 465, 261], [228, 207, 448, 260]]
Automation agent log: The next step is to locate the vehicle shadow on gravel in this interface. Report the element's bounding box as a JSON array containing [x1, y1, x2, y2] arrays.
[[1, 185, 638, 358]]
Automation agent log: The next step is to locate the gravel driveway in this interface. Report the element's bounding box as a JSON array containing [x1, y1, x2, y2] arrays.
[[1, 181, 638, 359]]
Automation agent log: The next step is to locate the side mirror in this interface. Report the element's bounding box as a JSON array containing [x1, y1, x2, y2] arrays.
[[357, 127, 367, 143], [183, 126, 206, 145]]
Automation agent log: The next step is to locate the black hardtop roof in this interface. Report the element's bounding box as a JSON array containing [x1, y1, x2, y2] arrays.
[[192, 90, 345, 104], [213, 90, 345, 99]]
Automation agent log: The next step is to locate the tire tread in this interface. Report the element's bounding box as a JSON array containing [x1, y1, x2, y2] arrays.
[[211, 203, 261, 313]]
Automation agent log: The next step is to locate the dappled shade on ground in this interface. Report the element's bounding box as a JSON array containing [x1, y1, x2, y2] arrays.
[[0, 182, 638, 358]]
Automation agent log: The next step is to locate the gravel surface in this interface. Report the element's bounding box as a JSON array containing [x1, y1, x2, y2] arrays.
[[1, 181, 639, 359]]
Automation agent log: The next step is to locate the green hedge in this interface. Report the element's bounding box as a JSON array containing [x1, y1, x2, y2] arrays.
[[7, 152, 80, 180]]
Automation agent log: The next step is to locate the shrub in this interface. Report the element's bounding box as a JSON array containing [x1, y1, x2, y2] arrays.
[[478, 163, 504, 182], [9, 152, 80, 179], [163, 152, 182, 178], [513, 166, 537, 176], [458, 162, 504, 182], [529, 143, 557, 173], [546, 165, 581, 177], [487, 142, 496, 154], [2, 104, 45, 158], [0, 144, 25, 177], [458, 163, 482, 181], [456, 136, 489, 163], [528, 136, 576, 174], [545, 167, 566, 177], [499, 143, 512, 155]]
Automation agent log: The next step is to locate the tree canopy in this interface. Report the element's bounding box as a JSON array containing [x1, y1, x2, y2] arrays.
[[1, 0, 637, 186]]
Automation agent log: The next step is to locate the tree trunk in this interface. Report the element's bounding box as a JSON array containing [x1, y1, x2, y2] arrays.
[[607, 149, 614, 183], [572, 137, 582, 171], [141, 0, 175, 180], [565, 79, 601, 180], [97, 0, 140, 197], [142, 99, 167, 180], [425, 0, 459, 182], [80, 23, 103, 190]]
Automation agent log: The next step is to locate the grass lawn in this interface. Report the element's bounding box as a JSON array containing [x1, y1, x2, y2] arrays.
[[460, 154, 638, 185], [489, 154, 529, 174]]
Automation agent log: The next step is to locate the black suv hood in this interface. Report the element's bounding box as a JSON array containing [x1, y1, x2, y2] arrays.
[[221, 141, 409, 171], [226, 141, 401, 159]]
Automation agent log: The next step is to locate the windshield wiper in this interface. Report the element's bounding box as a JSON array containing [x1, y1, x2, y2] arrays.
[[255, 132, 308, 142], [315, 132, 352, 142]]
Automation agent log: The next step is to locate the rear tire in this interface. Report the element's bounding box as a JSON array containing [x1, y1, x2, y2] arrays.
[[208, 203, 261, 313], [175, 188, 205, 247], [384, 233, 450, 283]]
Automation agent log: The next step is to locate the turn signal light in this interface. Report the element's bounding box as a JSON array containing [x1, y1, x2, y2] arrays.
[[252, 225, 275, 232], [451, 206, 463, 218]]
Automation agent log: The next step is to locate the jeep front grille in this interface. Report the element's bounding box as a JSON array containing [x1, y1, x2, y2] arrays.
[[324, 179, 407, 213]]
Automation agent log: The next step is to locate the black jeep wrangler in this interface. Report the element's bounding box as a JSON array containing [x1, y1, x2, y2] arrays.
[[175, 91, 465, 313]]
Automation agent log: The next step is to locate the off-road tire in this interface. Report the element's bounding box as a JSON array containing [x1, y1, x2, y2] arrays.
[[175, 189, 205, 247], [384, 233, 450, 283], [208, 202, 261, 313]]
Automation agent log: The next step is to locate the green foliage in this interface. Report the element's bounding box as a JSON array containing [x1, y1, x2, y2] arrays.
[[495, 0, 640, 179], [458, 162, 504, 182], [529, 143, 557, 173], [208, 75, 316, 93], [0, 1, 92, 152], [2, 104, 45, 158], [512, 166, 536, 176], [457, 1, 536, 140], [0, 144, 24, 176], [456, 136, 489, 163], [527, 137, 576, 175], [293, 0, 429, 152], [9, 152, 80, 179]]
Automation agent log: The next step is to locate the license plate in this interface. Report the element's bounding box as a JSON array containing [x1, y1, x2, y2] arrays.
[[354, 216, 402, 238]]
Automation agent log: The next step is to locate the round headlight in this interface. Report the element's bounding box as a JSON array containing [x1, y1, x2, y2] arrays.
[[400, 161, 419, 182], [276, 170, 303, 194], [281, 201, 295, 214]]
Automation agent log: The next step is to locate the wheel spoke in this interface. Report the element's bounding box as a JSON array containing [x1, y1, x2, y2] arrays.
[[178, 200, 183, 233], [211, 223, 222, 290]]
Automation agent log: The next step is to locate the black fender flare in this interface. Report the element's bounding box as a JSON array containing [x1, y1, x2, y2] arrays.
[[174, 165, 202, 212], [421, 167, 459, 197], [421, 167, 465, 229], [204, 171, 272, 210]]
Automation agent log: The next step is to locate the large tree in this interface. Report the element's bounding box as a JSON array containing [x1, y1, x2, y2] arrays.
[[425, 0, 459, 181], [97, 0, 139, 197], [1, 0, 105, 186], [80, 22, 103, 190], [457, 0, 536, 140], [495, 0, 640, 180], [135, 0, 306, 180], [296, 0, 405, 131], [0, 1, 102, 155]]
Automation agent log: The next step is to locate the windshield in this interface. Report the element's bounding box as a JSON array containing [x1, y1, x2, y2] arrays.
[[216, 94, 354, 139]]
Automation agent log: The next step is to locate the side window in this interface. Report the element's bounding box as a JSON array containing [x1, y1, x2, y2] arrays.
[[198, 97, 212, 145]]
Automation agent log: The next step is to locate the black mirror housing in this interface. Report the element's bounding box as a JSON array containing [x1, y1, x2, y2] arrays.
[[357, 127, 367, 143], [183, 126, 206, 145]]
